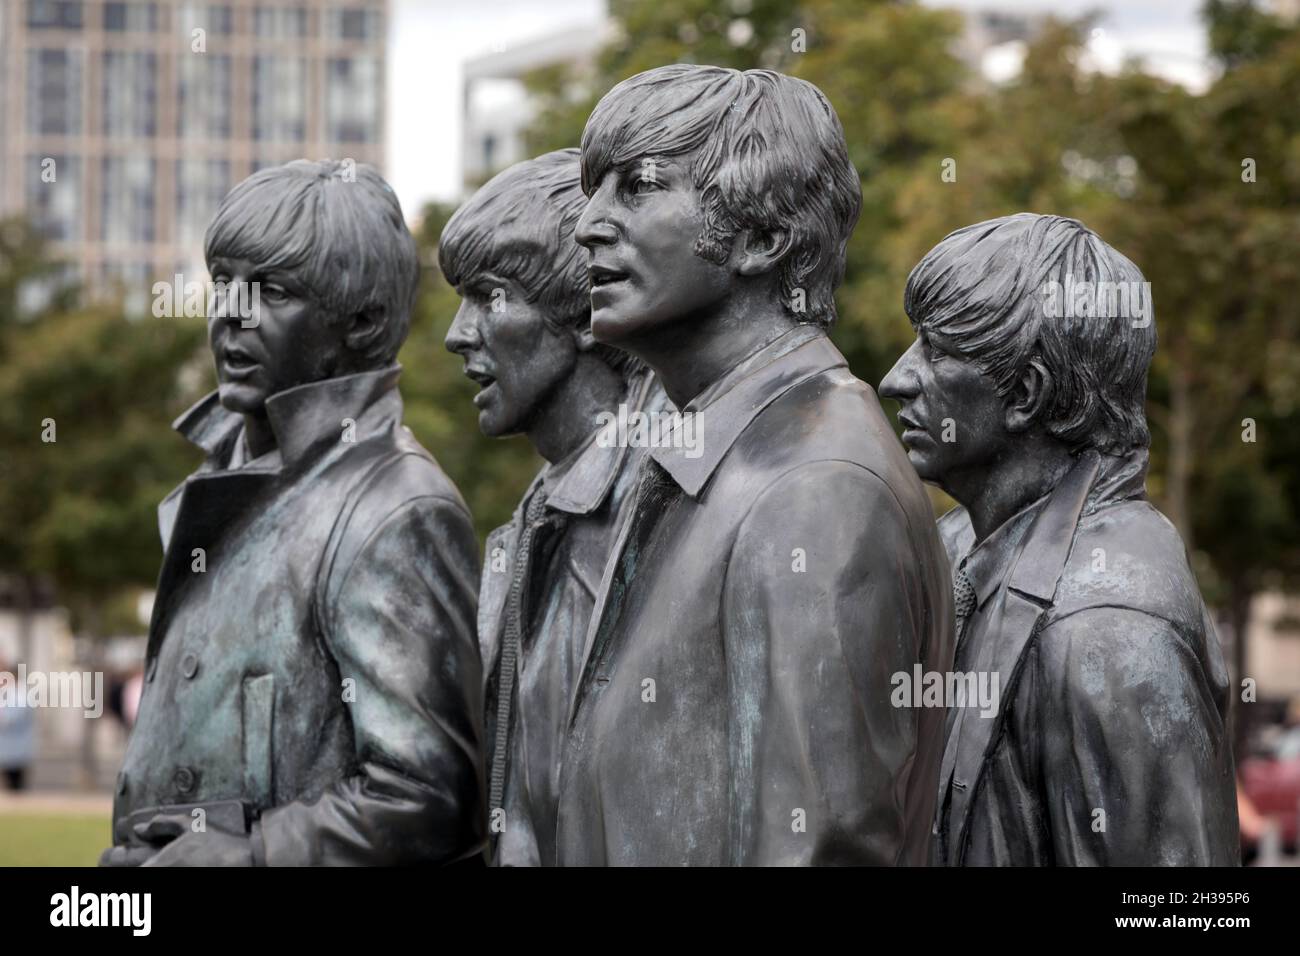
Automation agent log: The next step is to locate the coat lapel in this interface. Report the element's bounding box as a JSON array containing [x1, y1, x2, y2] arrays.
[[145, 469, 278, 668], [944, 450, 1100, 862], [477, 522, 517, 686]]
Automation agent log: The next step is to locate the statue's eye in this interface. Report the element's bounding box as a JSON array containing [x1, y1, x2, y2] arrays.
[[922, 332, 950, 362]]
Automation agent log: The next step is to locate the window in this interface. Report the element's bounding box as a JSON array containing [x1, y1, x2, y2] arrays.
[[104, 2, 158, 32], [101, 52, 158, 138], [178, 54, 232, 139], [25, 154, 82, 242], [253, 56, 306, 142], [176, 2, 232, 37], [101, 156, 156, 243], [26, 50, 83, 135], [27, 1, 83, 29], [175, 159, 231, 250], [326, 7, 380, 41], [253, 5, 307, 38], [326, 56, 379, 143]]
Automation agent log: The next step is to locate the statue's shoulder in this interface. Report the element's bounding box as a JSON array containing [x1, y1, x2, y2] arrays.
[[1053, 498, 1204, 634], [330, 431, 472, 556]]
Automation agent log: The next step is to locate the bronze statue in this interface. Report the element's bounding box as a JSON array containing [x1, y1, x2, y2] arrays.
[[880, 213, 1239, 865], [556, 64, 956, 865], [102, 160, 485, 866], [441, 149, 665, 866]]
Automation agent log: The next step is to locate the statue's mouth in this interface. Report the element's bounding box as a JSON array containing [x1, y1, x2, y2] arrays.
[[221, 346, 259, 377], [589, 264, 629, 288]]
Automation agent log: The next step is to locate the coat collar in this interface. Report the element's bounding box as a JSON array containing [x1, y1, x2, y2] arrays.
[[544, 373, 665, 516], [1083, 446, 1149, 514], [649, 325, 846, 499], [173, 365, 404, 470], [947, 445, 1149, 610], [158, 366, 404, 553], [958, 496, 1046, 611]]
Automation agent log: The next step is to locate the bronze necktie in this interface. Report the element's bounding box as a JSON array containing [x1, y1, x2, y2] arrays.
[[954, 564, 977, 644]]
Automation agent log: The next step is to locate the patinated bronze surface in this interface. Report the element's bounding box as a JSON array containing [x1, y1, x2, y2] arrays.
[[880, 213, 1239, 865], [97, 79, 1243, 871], [103, 160, 485, 866], [555, 65, 956, 865], [441, 149, 666, 865]]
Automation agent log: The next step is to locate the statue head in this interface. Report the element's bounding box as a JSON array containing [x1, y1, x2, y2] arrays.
[[880, 213, 1155, 495], [574, 64, 861, 347], [203, 159, 419, 416], [441, 149, 641, 440]]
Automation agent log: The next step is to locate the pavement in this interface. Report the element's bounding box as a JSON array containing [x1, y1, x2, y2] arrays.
[[0, 791, 112, 815]]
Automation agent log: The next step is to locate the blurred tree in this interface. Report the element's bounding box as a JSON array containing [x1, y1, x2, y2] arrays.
[[0, 299, 209, 628], [0, 258, 209, 781], [1205, 0, 1295, 67], [0, 219, 82, 374]]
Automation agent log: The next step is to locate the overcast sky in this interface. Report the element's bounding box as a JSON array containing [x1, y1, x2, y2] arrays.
[[387, 0, 1210, 215]]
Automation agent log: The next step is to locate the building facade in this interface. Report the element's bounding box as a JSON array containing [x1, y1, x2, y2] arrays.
[[0, 0, 387, 297]]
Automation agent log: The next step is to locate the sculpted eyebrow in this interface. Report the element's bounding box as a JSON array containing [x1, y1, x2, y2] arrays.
[[619, 155, 676, 177]]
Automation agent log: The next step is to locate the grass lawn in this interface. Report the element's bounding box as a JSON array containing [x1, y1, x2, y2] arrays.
[[0, 814, 109, 867]]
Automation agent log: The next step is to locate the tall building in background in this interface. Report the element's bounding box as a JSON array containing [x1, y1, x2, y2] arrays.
[[0, 0, 388, 297], [460, 22, 607, 192]]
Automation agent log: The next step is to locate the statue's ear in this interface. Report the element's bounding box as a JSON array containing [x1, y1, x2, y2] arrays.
[[1005, 358, 1052, 433], [344, 308, 383, 356], [733, 228, 793, 277]]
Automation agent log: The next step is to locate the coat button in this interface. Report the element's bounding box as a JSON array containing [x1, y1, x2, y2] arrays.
[[181, 654, 199, 679], [174, 766, 196, 795]]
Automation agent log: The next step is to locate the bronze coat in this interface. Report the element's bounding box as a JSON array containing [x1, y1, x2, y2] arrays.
[[933, 449, 1239, 865], [556, 328, 956, 865], [478, 375, 666, 866], [114, 367, 485, 865]]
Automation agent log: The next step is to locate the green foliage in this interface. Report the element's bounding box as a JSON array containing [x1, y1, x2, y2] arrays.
[[1205, 0, 1295, 67], [0, 300, 209, 618]]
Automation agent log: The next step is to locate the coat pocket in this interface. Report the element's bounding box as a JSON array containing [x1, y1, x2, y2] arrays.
[[241, 673, 275, 807]]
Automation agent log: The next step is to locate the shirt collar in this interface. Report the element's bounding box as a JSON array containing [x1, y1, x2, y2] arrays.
[[173, 365, 404, 469], [958, 443, 1143, 607], [542, 373, 667, 515], [650, 325, 846, 498], [959, 492, 1049, 609]]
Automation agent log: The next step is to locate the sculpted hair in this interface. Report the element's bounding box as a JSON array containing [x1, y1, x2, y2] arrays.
[[204, 159, 419, 367], [904, 213, 1155, 453], [580, 64, 862, 329], [439, 148, 640, 379]]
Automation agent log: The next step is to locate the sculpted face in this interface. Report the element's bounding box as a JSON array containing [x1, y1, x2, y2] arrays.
[[444, 265, 578, 438], [574, 153, 733, 348], [879, 327, 1010, 493], [207, 256, 345, 415]]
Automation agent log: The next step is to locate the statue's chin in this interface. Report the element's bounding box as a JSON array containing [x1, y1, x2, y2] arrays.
[[217, 381, 265, 416], [906, 450, 942, 485]]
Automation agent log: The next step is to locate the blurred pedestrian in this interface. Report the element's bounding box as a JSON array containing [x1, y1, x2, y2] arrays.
[[0, 658, 36, 791]]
